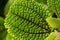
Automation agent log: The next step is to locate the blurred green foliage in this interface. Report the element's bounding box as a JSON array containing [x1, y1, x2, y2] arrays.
[[0, 17, 7, 40]]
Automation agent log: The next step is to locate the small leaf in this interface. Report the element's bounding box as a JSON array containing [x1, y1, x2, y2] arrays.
[[44, 31, 60, 40], [46, 17, 60, 31]]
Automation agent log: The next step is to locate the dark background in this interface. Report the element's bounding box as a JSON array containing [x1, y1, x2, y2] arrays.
[[0, 0, 8, 17]]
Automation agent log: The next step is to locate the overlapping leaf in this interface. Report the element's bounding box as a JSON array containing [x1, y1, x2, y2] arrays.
[[44, 31, 60, 40], [46, 17, 60, 31]]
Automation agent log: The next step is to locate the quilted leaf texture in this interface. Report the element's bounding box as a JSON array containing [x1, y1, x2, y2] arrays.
[[47, 0, 60, 17], [44, 31, 60, 40], [5, 0, 53, 40], [4, 0, 47, 15], [46, 17, 60, 31], [4, 0, 32, 15]]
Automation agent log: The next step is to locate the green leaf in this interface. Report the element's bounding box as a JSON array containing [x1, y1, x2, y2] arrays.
[[5, 0, 53, 40], [6, 33, 16, 40], [47, 0, 60, 17], [44, 31, 60, 40], [46, 17, 60, 31]]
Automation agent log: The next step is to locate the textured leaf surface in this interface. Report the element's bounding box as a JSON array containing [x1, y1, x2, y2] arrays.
[[4, 0, 33, 15], [5, 0, 47, 15], [47, 0, 60, 17], [5, 0, 53, 40]]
